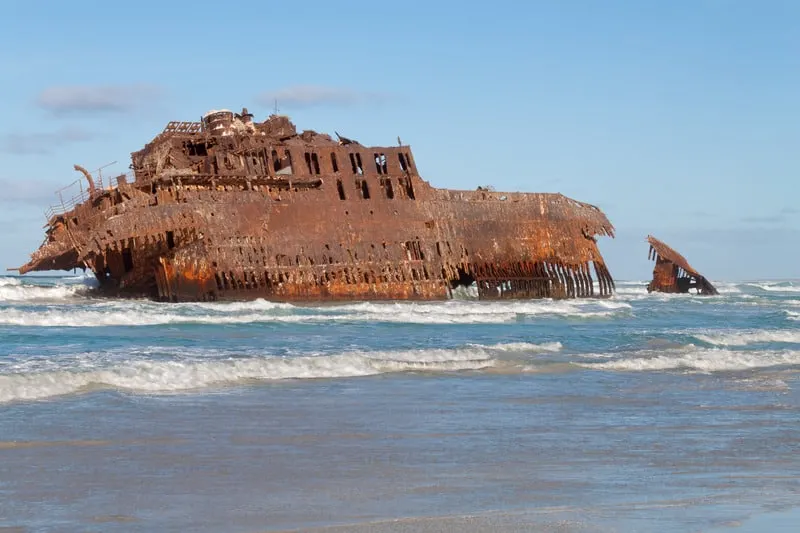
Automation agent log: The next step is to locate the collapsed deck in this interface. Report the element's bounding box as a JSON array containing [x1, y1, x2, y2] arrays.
[[646, 235, 718, 295], [19, 109, 616, 302]]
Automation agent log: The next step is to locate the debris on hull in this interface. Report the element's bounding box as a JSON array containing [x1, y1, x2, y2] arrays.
[[646, 235, 718, 295], [17, 108, 616, 302]]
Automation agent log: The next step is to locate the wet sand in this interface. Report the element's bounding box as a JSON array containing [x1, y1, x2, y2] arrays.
[[272, 511, 601, 533]]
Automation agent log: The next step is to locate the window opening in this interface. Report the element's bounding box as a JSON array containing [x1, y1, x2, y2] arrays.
[[357, 179, 371, 199], [283, 150, 293, 174], [272, 150, 280, 172], [374, 153, 388, 174], [381, 177, 394, 199], [187, 141, 208, 156], [399, 177, 415, 199], [350, 153, 363, 175]]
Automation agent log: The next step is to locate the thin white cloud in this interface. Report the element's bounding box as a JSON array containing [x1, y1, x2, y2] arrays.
[[740, 207, 800, 225], [36, 84, 162, 115], [740, 214, 785, 224], [0, 178, 66, 205], [1, 127, 93, 155], [256, 85, 389, 109]]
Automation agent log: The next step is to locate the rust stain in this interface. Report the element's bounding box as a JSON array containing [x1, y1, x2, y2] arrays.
[[646, 235, 718, 295], [15, 108, 616, 302]]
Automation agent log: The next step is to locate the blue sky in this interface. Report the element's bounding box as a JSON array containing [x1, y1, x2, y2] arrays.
[[1, 1, 798, 280]]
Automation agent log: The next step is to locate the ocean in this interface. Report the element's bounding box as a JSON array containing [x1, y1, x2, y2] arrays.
[[0, 275, 798, 532]]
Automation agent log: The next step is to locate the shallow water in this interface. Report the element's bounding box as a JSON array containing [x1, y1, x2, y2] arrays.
[[0, 276, 798, 532]]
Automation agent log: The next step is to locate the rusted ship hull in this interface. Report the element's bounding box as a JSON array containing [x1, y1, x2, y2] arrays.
[[19, 110, 615, 302], [646, 235, 717, 295]]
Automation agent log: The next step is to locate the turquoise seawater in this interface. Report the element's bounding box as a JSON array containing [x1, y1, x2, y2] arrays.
[[0, 276, 798, 532]]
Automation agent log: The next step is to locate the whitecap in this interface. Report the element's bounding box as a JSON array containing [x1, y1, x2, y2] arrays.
[[694, 330, 800, 346], [0, 297, 632, 327], [0, 283, 86, 303], [0, 342, 548, 403], [577, 345, 800, 373], [746, 282, 800, 293]]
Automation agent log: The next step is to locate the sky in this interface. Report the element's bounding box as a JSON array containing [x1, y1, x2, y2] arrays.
[[0, 0, 798, 281]]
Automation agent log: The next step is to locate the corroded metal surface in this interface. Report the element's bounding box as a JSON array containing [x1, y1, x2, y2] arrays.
[[646, 235, 718, 295], [18, 108, 616, 302]]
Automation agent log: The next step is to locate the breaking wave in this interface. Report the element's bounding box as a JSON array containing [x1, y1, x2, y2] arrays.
[[694, 330, 800, 346], [477, 341, 563, 352], [610, 280, 737, 301], [610, 281, 649, 299], [0, 342, 556, 403], [577, 345, 800, 373], [714, 282, 742, 294], [0, 277, 90, 303], [320, 300, 630, 323], [612, 280, 751, 301], [747, 282, 800, 293], [0, 298, 631, 327]]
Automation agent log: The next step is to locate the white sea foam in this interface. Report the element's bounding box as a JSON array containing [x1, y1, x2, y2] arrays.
[[613, 285, 649, 296], [785, 310, 800, 321], [450, 284, 478, 300], [0, 298, 631, 327], [714, 282, 741, 294], [324, 300, 630, 320], [185, 298, 295, 313], [0, 276, 94, 303], [0, 306, 331, 327], [0, 342, 549, 403], [0, 283, 86, 303], [578, 345, 800, 373], [477, 341, 563, 352], [694, 330, 800, 346], [747, 282, 800, 293]]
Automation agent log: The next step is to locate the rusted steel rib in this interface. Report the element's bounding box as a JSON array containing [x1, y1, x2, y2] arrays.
[[17, 108, 617, 302], [646, 235, 718, 295]]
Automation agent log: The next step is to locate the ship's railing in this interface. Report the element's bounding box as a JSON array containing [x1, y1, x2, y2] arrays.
[[45, 179, 89, 220], [44, 171, 135, 222], [162, 121, 203, 135], [107, 171, 135, 189]]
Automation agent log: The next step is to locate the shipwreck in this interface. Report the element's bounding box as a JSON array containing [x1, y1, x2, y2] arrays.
[[646, 235, 718, 295], [17, 108, 616, 302]]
